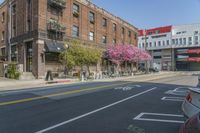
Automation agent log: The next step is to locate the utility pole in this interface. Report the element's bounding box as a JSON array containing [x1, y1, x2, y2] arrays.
[[144, 29, 149, 73]]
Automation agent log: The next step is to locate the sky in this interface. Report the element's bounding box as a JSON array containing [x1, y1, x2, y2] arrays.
[[92, 0, 200, 29], [0, 0, 200, 29]]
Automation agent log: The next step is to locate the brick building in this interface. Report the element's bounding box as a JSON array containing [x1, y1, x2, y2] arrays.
[[0, 0, 8, 61], [0, 0, 138, 78]]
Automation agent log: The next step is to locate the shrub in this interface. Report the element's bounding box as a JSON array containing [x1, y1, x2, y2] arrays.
[[7, 63, 20, 80]]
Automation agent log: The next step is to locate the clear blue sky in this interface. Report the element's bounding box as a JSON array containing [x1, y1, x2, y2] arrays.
[[1, 0, 200, 29], [92, 0, 200, 29]]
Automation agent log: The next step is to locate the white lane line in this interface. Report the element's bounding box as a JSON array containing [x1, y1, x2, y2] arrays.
[[35, 87, 157, 133], [133, 112, 184, 124], [161, 97, 184, 102]]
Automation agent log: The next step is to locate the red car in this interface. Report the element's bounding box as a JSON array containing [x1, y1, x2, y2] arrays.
[[179, 112, 200, 133]]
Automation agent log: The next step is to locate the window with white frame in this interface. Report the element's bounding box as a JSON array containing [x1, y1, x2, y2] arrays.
[[72, 25, 79, 37], [194, 36, 198, 45], [172, 39, 175, 45], [163, 41, 165, 46], [179, 38, 182, 45], [73, 3, 80, 17], [89, 31, 94, 41], [167, 40, 169, 45], [149, 42, 152, 47], [188, 37, 192, 45], [183, 38, 186, 45], [102, 18, 107, 27], [89, 11, 95, 23], [113, 23, 117, 32], [113, 38, 116, 44], [102, 35, 107, 44], [158, 41, 161, 46], [175, 39, 178, 45]]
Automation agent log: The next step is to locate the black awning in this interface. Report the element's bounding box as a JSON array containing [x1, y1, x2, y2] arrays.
[[45, 40, 65, 53]]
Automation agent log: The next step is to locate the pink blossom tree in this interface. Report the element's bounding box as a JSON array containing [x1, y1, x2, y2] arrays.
[[105, 44, 152, 74]]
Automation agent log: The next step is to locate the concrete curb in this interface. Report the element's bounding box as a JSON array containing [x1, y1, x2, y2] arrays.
[[0, 72, 186, 92]]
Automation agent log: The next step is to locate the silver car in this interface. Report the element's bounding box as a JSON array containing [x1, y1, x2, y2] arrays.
[[182, 88, 200, 118]]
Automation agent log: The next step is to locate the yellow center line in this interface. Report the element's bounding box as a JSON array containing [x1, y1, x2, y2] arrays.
[[0, 81, 133, 106]]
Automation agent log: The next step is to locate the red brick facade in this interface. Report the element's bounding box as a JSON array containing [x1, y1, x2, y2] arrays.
[[0, 0, 138, 78]]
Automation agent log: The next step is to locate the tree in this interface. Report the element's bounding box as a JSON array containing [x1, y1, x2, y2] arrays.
[[105, 44, 152, 73], [59, 39, 102, 75]]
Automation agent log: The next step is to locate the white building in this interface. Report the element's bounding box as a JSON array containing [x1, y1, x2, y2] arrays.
[[138, 24, 200, 71]]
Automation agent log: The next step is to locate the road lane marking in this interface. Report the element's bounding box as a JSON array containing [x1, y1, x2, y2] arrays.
[[114, 85, 141, 91], [133, 112, 184, 124], [161, 97, 184, 102], [0, 82, 139, 106], [165, 87, 189, 96], [35, 87, 157, 133]]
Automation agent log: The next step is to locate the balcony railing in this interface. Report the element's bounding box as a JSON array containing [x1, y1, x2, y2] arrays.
[[47, 20, 66, 32], [48, 0, 66, 8]]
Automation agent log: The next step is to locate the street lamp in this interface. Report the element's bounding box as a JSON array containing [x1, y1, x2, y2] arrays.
[[64, 43, 69, 78]]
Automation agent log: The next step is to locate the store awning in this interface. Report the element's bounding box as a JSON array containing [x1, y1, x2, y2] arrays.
[[45, 40, 65, 53]]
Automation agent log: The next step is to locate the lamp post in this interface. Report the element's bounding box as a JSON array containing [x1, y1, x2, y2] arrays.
[[64, 43, 69, 78]]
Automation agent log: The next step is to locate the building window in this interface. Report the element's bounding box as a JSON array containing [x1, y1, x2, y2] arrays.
[[194, 31, 198, 35], [179, 38, 182, 45], [194, 36, 198, 45], [122, 27, 125, 34], [167, 40, 169, 45], [1, 12, 5, 22], [128, 30, 131, 37], [162, 41, 165, 46], [154, 42, 156, 47], [102, 36, 107, 44], [134, 33, 137, 40], [183, 38, 186, 45], [1, 48, 5, 56], [172, 39, 175, 45], [1, 31, 5, 41], [175, 39, 178, 45], [142, 43, 144, 48], [12, 4, 16, 14], [188, 37, 192, 45], [113, 23, 117, 32], [102, 18, 107, 27], [11, 45, 17, 61], [112, 39, 116, 44], [158, 41, 161, 46], [149, 42, 152, 47], [89, 11, 95, 24], [73, 3, 79, 17], [89, 31, 94, 41], [72, 25, 79, 37], [26, 0, 32, 32]]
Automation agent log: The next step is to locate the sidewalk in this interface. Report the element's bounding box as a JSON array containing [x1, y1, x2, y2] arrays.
[[0, 71, 186, 92]]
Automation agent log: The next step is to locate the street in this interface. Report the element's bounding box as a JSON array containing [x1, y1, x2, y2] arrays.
[[0, 75, 197, 133]]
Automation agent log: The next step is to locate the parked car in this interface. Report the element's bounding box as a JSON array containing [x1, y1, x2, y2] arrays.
[[179, 112, 200, 133], [182, 88, 200, 118], [149, 67, 159, 72]]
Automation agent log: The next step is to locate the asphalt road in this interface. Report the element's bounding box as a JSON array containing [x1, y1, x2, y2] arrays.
[[0, 75, 196, 133]]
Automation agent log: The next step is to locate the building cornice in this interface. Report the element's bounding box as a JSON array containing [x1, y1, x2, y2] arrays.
[[0, 0, 8, 9], [75, 0, 138, 32]]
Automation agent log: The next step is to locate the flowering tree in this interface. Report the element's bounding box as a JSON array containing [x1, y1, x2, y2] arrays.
[[105, 44, 151, 73]]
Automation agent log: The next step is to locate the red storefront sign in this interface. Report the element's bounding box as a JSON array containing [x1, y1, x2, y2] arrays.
[[187, 57, 200, 62], [187, 49, 200, 54]]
